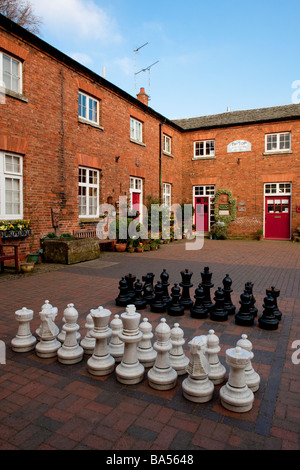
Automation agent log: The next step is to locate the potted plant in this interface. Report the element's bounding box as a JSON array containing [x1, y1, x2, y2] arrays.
[[0, 219, 31, 239], [136, 242, 144, 253], [150, 241, 157, 251], [256, 228, 263, 240], [127, 239, 135, 253]]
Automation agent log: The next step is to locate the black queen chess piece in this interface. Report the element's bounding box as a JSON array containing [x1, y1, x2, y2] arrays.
[[266, 286, 282, 321], [222, 274, 236, 316], [179, 269, 194, 310], [132, 279, 147, 310], [210, 287, 228, 322], [235, 290, 255, 327], [258, 292, 279, 330], [201, 266, 214, 313], [167, 283, 185, 317], [150, 282, 167, 313], [125, 273, 136, 299], [115, 277, 132, 307], [190, 284, 208, 319], [245, 282, 258, 318], [160, 269, 171, 304]]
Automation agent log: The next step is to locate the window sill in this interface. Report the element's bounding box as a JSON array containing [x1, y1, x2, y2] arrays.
[[130, 138, 146, 147], [263, 151, 292, 156], [78, 117, 104, 130], [163, 151, 174, 158], [3, 89, 28, 103], [192, 156, 216, 161]]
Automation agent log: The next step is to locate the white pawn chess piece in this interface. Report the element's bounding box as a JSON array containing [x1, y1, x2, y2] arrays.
[[236, 334, 260, 392], [36, 300, 58, 340], [219, 346, 254, 413], [169, 323, 189, 375], [115, 305, 145, 384], [182, 335, 214, 403], [148, 318, 177, 390], [35, 308, 60, 358], [87, 306, 115, 376], [11, 307, 36, 352], [108, 314, 124, 363], [205, 329, 226, 384], [137, 318, 157, 368], [80, 312, 96, 355], [57, 304, 83, 364]]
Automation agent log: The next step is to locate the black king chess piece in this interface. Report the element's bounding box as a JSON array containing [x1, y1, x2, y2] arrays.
[[150, 282, 167, 313], [167, 283, 185, 316], [201, 266, 214, 313], [266, 286, 282, 321], [258, 292, 279, 330], [115, 277, 132, 307], [235, 290, 255, 326], [222, 274, 236, 315], [190, 284, 208, 319], [179, 269, 193, 310], [210, 287, 228, 322]]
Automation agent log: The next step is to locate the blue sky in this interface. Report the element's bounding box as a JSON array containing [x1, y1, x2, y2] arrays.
[[30, 0, 300, 119]]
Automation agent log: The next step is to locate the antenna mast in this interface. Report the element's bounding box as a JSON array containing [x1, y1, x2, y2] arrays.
[[134, 42, 148, 95], [135, 61, 159, 101]]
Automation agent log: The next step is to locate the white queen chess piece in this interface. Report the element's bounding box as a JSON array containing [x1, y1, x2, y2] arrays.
[[87, 306, 115, 376]]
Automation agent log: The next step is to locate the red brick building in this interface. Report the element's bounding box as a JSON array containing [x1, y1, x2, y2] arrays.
[[0, 15, 299, 261]]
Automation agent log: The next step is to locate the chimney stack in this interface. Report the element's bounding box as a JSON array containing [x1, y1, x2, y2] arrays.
[[137, 87, 149, 106]]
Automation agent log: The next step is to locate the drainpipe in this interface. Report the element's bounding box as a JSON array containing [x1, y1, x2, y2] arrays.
[[159, 119, 166, 204]]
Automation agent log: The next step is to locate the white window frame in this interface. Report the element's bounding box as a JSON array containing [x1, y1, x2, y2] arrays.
[[163, 183, 172, 208], [78, 166, 100, 218], [264, 182, 291, 196], [78, 91, 99, 125], [130, 117, 143, 143], [194, 140, 215, 158], [0, 152, 23, 219], [0, 52, 23, 95], [163, 134, 172, 155], [265, 132, 291, 153]]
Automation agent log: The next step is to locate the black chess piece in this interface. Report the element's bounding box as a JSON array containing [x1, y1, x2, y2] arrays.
[[142, 273, 155, 304], [210, 287, 228, 322], [259, 293, 279, 330], [160, 269, 171, 304], [190, 284, 208, 319], [222, 274, 236, 315], [132, 279, 147, 310], [245, 282, 258, 317], [235, 290, 255, 326], [150, 282, 167, 313], [115, 277, 132, 307], [266, 286, 282, 321], [167, 283, 185, 316], [201, 266, 214, 313], [125, 273, 136, 299], [179, 269, 193, 310]]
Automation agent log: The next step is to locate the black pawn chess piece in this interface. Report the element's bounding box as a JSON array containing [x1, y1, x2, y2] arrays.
[[132, 279, 147, 310], [160, 269, 171, 304], [190, 284, 208, 319], [245, 282, 258, 317], [142, 273, 155, 304], [179, 269, 193, 310], [259, 293, 279, 330], [167, 283, 185, 316], [235, 290, 255, 326], [115, 277, 132, 307], [125, 273, 136, 299], [201, 266, 214, 313], [150, 282, 167, 313], [266, 286, 282, 321], [222, 274, 236, 315], [210, 287, 228, 322]]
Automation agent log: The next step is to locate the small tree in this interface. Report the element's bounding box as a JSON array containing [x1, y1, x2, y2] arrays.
[[0, 0, 42, 35]]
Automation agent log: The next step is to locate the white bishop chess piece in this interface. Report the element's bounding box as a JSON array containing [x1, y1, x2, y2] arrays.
[[169, 323, 189, 375], [11, 307, 36, 353], [205, 329, 226, 384], [236, 334, 260, 392], [137, 318, 157, 368], [87, 306, 115, 376], [57, 304, 84, 364], [80, 312, 96, 355], [108, 314, 124, 363]]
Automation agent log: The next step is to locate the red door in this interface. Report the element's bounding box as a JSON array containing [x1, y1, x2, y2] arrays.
[[265, 197, 290, 240], [132, 192, 140, 217], [195, 197, 209, 231]]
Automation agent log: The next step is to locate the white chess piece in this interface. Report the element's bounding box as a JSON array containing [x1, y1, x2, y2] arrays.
[[137, 318, 157, 368], [205, 329, 226, 384], [87, 306, 115, 376], [236, 334, 260, 392], [36, 300, 58, 340], [11, 307, 36, 352], [148, 318, 177, 390], [80, 312, 96, 355], [108, 314, 124, 363], [35, 308, 60, 358], [57, 304, 83, 364], [169, 323, 189, 375]]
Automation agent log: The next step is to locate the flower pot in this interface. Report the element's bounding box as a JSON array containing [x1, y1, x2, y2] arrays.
[[136, 247, 144, 253], [127, 246, 135, 253], [20, 262, 35, 273], [27, 254, 39, 264], [116, 243, 127, 252]]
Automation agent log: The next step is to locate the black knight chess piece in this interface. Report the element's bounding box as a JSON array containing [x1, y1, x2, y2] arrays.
[[201, 266, 214, 313], [115, 277, 132, 307], [167, 283, 185, 317], [160, 269, 171, 304], [210, 287, 228, 322], [222, 274, 236, 315], [266, 286, 282, 321], [245, 282, 258, 318], [258, 292, 279, 330], [190, 284, 208, 319], [179, 269, 193, 310], [132, 279, 147, 310], [235, 290, 255, 327], [150, 282, 167, 313]]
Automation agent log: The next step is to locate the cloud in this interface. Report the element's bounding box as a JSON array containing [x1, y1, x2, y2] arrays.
[[69, 52, 93, 67]]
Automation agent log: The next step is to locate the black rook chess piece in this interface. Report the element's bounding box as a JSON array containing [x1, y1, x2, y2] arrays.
[[115, 277, 132, 307], [245, 282, 258, 318], [125, 273, 136, 299], [190, 284, 208, 319], [258, 293, 279, 330], [179, 269, 193, 310], [210, 287, 228, 322], [132, 279, 147, 310], [160, 269, 171, 304], [235, 290, 255, 326], [201, 266, 214, 313], [266, 286, 282, 321], [222, 274, 236, 315], [150, 282, 167, 313], [167, 283, 185, 317]]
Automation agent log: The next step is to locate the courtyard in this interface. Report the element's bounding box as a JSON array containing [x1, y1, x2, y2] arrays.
[[0, 238, 299, 452]]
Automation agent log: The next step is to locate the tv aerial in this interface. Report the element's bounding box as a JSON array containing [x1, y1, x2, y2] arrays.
[[135, 61, 159, 101]]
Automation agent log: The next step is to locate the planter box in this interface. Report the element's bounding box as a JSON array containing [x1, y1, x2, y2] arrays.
[[1, 229, 31, 239], [42, 238, 100, 265]]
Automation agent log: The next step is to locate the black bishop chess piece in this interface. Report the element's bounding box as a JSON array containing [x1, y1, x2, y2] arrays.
[[259, 292, 279, 330], [150, 282, 167, 313], [210, 287, 228, 322], [142, 273, 155, 304], [235, 290, 255, 326], [245, 282, 258, 318], [125, 273, 136, 299], [201, 266, 214, 313], [167, 283, 185, 316], [266, 286, 282, 321], [222, 274, 236, 316], [115, 277, 132, 307], [179, 269, 193, 310], [132, 279, 147, 310], [160, 269, 171, 304], [190, 284, 208, 319]]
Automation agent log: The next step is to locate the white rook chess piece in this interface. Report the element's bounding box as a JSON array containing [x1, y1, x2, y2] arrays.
[[148, 318, 177, 390], [169, 323, 189, 375], [108, 314, 124, 363], [116, 305, 144, 384], [87, 306, 115, 376], [219, 346, 254, 413], [182, 335, 214, 403], [11, 307, 36, 352], [80, 312, 96, 355], [35, 307, 60, 358], [236, 334, 260, 392], [57, 304, 83, 364], [205, 329, 226, 384], [137, 318, 157, 368]]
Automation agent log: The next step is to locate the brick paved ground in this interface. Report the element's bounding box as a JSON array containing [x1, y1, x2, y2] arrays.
[[0, 238, 299, 451]]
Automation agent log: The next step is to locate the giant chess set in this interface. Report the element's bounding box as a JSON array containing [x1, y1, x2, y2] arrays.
[[10, 266, 283, 414]]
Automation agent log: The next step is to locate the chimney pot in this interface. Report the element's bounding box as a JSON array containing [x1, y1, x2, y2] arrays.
[[137, 87, 149, 106]]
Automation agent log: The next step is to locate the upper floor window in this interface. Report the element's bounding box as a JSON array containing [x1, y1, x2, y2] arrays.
[[78, 91, 99, 125], [78, 166, 99, 218], [0, 152, 23, 219], [265, 132, 291, 152], [130, 117, 143, 143], [163, 134, 172, 155], [194, 140, 215, 158], [0, 53, 22, 94]]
